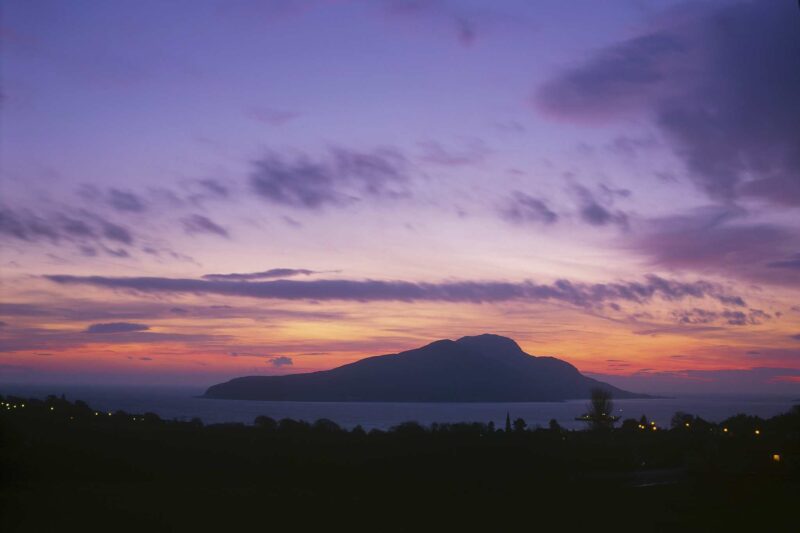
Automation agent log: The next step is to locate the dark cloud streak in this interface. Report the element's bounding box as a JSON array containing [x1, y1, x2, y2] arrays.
[[44, 273, 746, 308], [85, 322, 150, 334], [203, 268, 317, 281], [181, 214, 230, 238]]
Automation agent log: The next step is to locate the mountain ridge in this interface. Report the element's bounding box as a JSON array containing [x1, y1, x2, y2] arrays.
[[204, 333, 648, 402]]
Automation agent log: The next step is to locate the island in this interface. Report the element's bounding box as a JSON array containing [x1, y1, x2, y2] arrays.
[[204, 333, 648, 401]]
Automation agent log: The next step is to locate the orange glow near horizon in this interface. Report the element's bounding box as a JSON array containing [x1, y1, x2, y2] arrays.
[[3, 279, 798, 391]]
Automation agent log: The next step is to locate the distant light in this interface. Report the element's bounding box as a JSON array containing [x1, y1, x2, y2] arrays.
[[651, 426, 657, 431], [755, 429, 761, 436], [94, 412, 99, 416], [772, 454, 781, 462], [108, 412, 112, 416], [723, 427, 728, 433], [50, 407, 54, 411], [650, 421, 655, 425], [685, 422, 690, 428]]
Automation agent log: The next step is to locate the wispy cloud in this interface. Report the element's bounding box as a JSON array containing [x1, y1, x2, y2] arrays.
[[630, 205, 799, 286], [245, 106, 300, 126], [499, 192, 558, 225], [44, 273, 747, 308], [181, 214, 230, 238], [0, 206, 135, 252], [203, 268, 318, 281], [571, 185, 628, 229], [249, 147, 409, 209]]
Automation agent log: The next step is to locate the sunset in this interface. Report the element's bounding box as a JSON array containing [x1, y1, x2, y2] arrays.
[[3, 0, 798, 394], [1, 1, 798, 530]]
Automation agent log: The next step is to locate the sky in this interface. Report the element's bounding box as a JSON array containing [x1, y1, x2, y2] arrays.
[[1, 0, 799, 394]]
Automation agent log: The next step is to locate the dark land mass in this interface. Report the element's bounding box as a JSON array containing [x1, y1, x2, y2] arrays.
[[1, 393, 798, 532], [205, 334, 647, 401]]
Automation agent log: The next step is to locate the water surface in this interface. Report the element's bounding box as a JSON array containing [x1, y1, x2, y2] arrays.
[[2, 384, 796, 430]]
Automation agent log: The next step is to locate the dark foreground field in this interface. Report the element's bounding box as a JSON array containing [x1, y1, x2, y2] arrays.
[[1, 395, 798, 532]]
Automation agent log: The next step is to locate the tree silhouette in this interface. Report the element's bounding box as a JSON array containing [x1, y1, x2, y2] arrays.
[[254, 415, 277, 430], [576, 388, 619, 430]]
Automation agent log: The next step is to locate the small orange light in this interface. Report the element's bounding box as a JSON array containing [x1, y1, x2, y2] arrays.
[[772, 454, 781, 462], [723, 427, 728, 433]]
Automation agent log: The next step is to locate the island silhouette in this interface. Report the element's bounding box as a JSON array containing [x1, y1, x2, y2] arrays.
[[204, 333, 647, 401]]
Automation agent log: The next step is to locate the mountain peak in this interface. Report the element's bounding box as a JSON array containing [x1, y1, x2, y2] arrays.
[[455, 333, 527, 358], [204, 334, 646, 402]]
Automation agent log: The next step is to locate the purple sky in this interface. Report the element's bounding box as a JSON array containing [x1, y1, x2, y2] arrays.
[[1, 0, 799, 394]]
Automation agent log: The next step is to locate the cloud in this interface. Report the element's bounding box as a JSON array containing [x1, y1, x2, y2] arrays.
[[630, 205, 799, 286], [102, 246, 130, 258], [245, 106, 300, 126], [85, 322, 150, 334], [194, 179, 230, 199], [672, 308, 771, 327], [203, 268, 317, 281], [268, 356, 293, 367], [108, 189, 147, 212], [0, 303, 52, 316], [0, 207, 59, 242], [571, 185, 628, 229], [500, 192, 558, 225], [586, 367, 800, 395], [0, 299, 346, 324], [0, 206, 135, 251], [101, 220, 134, 244], [249, 147, 409, 209], [228, 353, 292, 367], [384, 0, 479, 47], [44, 273, 746, 308], [536, 33, 683, 121], [417, 140, 489, 167], [0, 326, 227, 353], [181, 214, 230, 238], [767, 254, 800, 271], [58, 215, 95, 238], [535, 1, 800, 206]]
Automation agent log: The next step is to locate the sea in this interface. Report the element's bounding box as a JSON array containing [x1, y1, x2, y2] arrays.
[[1, 384, 797, 431]]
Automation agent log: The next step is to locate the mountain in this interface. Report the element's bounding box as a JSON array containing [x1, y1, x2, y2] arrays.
[[204, 334, 647, 402]]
